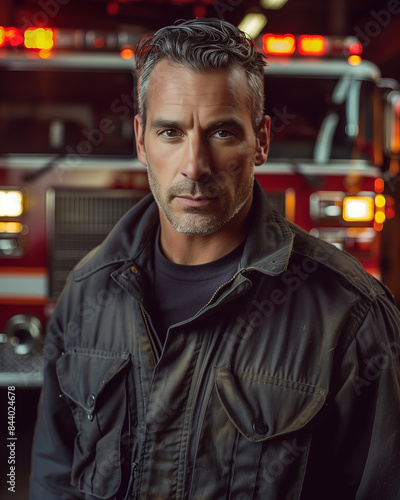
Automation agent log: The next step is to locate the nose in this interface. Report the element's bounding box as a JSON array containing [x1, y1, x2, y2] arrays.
[[180, 134, 211, 181]]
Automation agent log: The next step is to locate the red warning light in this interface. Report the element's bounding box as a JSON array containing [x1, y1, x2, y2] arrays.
[[93, 37, 105, 48], [386, 195, 395, 219], [0, 27, 24, 48], [106, 2, 120, 16], [8, 28, 24, 47], [349, 41, 363, 55], [374, 178, 385, 194], [263, 34, 295, 55]]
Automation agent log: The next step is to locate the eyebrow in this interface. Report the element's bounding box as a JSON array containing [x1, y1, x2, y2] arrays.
[[150, 118, 245, 132], [150, 119, 185, 131], [209, 119, 244, 132]]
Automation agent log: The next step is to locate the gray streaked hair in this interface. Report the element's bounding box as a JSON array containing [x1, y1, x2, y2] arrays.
[[135, 18, 267, 133]]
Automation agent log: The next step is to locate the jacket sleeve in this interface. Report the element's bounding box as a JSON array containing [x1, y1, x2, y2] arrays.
[[352, 293, 400, 499], [301, 289, 400, 500], [30, 302, 84, 500]]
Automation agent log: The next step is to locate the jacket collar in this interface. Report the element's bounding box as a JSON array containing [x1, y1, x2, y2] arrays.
[[240, 180, 294, 276], [72, 193, 159, 281], [72, 180, 294, 282]]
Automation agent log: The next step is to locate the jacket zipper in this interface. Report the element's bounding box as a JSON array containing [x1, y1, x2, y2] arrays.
[[138, 270, 249, 363], [139, 304, 160, 363], [198, 269, 248, 315]]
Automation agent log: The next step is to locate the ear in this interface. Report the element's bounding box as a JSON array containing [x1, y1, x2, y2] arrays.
[[134, 114, 147, 166], [254, 115, 270, 166]]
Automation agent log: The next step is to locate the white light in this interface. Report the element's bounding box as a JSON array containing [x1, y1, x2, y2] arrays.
[[260, 0, 289, 10], [0, 191, 23, 217], [238, 13, 267, 38], [343, 197, 374, 222]]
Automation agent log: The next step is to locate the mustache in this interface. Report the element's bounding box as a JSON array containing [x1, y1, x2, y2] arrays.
[[168, 179, 221, 199]]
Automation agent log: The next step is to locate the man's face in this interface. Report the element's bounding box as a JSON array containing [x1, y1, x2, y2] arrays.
[[135, 60, 270, 236]]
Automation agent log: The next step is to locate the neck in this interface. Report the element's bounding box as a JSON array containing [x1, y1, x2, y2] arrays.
[[159, 203, 251, 265]]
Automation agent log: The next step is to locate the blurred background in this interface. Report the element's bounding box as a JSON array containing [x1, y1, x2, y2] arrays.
[[0, 0, 399, 80], [0, 0, 399, 498]]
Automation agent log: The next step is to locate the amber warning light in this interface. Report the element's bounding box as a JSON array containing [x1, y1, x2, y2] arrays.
[[24, 28, 54, 50], [298, 35, 327, 56]]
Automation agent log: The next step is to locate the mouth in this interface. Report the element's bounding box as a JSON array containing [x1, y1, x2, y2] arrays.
[[175, 195, 216, 208]]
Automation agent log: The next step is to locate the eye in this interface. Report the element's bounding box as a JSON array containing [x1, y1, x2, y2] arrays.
[[212, 130, 234, 138], [160, 129, 182, 138]]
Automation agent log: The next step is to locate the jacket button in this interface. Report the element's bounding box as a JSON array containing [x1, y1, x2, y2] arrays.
[[253, 419, 268, 435], [87, 394, 96, 407], [130, 266, 138, 274]]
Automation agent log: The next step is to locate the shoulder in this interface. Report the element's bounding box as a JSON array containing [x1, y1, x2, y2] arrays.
[[287, 220, 394, 304], [280, 221, 400, 359], [52, 193, 158, 316]]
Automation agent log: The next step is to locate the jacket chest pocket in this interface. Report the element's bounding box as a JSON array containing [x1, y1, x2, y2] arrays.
[[215, 367, 328, 500], [57, 348, 131, 499]]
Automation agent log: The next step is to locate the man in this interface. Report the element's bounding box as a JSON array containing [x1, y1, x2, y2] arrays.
[[30, 18, 400, 500]]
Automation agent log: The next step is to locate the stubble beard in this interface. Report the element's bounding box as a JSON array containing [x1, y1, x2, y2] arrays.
[[146, 159, 254, 236]]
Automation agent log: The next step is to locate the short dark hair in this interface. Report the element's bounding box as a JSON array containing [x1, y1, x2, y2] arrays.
[[135, 18, 267, 133]]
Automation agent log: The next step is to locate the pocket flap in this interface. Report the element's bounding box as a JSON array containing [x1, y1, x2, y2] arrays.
[[56, 348, 130, 413], [216, 367, 328, 443]]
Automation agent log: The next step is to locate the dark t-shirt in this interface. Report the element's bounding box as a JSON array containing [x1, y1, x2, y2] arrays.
[[151, 230, 244, 344]]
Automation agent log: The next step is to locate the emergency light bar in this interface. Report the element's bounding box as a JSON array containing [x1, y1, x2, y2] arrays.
[[0, 26, 138, 56], [0, 26, 53, 50], [262, 34, 363, 57]]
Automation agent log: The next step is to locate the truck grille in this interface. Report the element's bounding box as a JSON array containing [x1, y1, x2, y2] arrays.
[[48, 189, 147, 299]]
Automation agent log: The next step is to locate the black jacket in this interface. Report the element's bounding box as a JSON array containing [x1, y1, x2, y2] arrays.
[[30, 181, 400, 499]]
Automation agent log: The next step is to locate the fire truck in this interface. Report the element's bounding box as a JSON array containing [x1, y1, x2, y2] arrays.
[[0, 27, 399, 386]]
